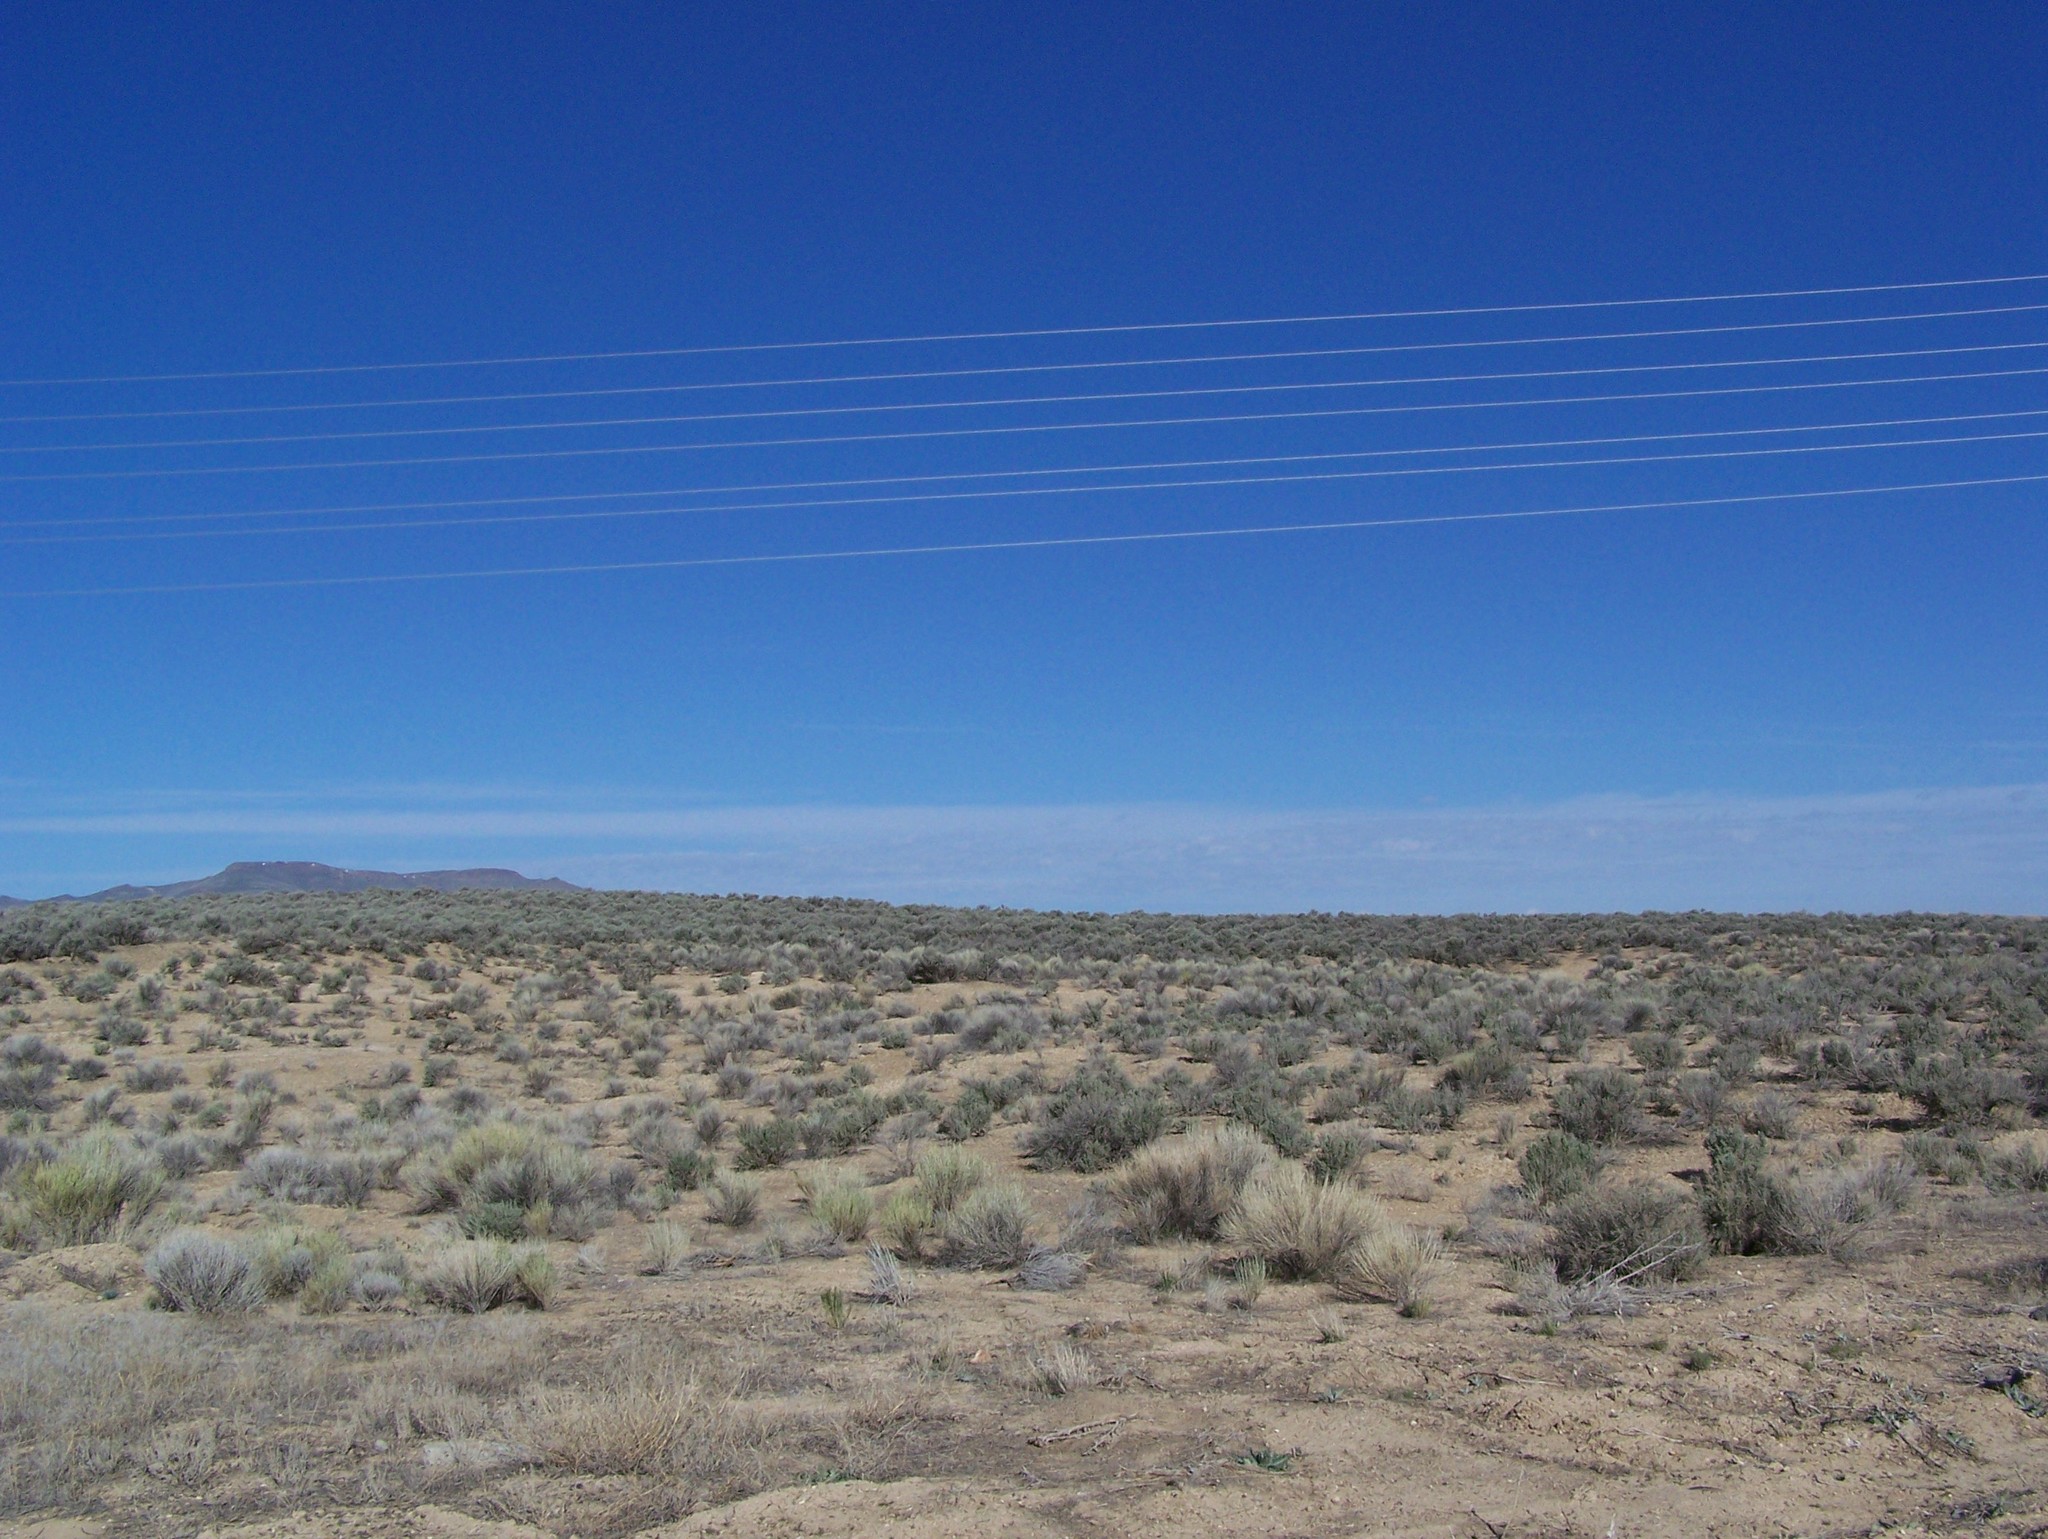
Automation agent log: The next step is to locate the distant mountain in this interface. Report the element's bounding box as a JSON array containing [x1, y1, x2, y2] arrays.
[[12, 861, 581, 904]]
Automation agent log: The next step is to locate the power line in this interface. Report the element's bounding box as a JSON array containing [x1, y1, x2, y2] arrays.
[[6, 273, 2047, 387], [6, 302, 2043, 426], [13, 409, 2046, 545], [12, 404, 2037, 532], [8, 471, 2041, 600], [7, 361, 2046, 483], [15, 311, 2048, 457]]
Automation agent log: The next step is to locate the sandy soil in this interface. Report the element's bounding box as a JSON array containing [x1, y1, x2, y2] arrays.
[[1, 936, 2044, 1538]]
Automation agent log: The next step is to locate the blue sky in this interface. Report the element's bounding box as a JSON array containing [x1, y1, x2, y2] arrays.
[[2, 3, 2045, 909]]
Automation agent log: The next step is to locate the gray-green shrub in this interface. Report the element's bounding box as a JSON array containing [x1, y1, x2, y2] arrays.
[[1517, 1130, 1599, 1206], [1549, 1180, 1704, 1284], [1022, 1057, 1171, 1172], [1551, 1068, 1642, 1146], [146, 1230, 263, 1314]]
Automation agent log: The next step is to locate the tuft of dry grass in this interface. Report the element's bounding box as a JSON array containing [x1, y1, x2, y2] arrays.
[[1984, 1135, 2048, 1192], [1027, 1340, 1098, 1396], [518, 1337, 927, 1509], [1504, 1258, 1647, 1323], [799, 1165, 874, 1242], [401, 1120, 606, 1246], [643, 1218, 692, 1275], [249, 1225, 349, 1301], [874, 1189, 936, 1258], [1106, 1122, 1273, 1242], [1789, 1157, 1918, 1256], [1232, 1254, 1268, 1307], [912, 1146, 989, 1213], [524, 1373, 742, 1478], [1332, 1223, 1447, 1316], [863, 1241, 915, 1305], [1014, 1246, 1088, 1291], [0, 1306, 370, 1516], [416, 1239, 557, 1313], [1222, 1165, 1388, 1282], [940, 1183, 1037, 1270], [703, 1171, 761, 1228]]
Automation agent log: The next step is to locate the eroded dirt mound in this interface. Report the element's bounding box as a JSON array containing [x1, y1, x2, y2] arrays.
[[0, 1244, 146, 1303]]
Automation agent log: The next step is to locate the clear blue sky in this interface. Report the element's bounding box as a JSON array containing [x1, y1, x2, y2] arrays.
[[2, 3, 2045, 910]]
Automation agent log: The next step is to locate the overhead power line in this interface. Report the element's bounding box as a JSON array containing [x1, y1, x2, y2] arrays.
[[4, 273, 2046, 387], [6, 361, 2045, 483], [11, 408, 2046, 545], [8, 472, 2042, 601], [13, 317, 2048, 458], [9, 404, 2037, 532], [5, 302, 2044, 426]]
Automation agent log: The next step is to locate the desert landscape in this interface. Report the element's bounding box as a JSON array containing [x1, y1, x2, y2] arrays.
[[0, 891, 2041, 1538], [9, 4, 2045, 1536]]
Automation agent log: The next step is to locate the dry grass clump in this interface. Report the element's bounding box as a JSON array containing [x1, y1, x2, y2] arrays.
[[1221, 1164, 1388, 1282], [797, 1165, 874, 1241], [1741, 1088, 1802, 1140], [642, 1218, 692, 1275], [1107, 1122, 1273, 1242], [911, 1145, 989, 1213], [12, 1128, 164, 1247], [939, 1183, 1036, 1269], [1027, 1340, 1098, 1396], [1332, 1223, 1448, 1316], [0, 1308, 226, 1513], [874, 1189, 936, 1258], [1231, 1254, 1268, 1306], [351, 1267, 406, 1309], [1984, 1135, 2048, 1192], [1504, 1258, 1647, 1322], [519, 1335, 926, 1507], [1013, 1246, 1089, 1291], [524, 1371, 740, 1477], [0, 1036, 62, 1114], [145, 1230, 264, 1314], [416, 1239, 558, 1313], [704, 1171, 761, 1227], [862, 1242, 915, 1304], [1788, 1156, 1917, 1255]]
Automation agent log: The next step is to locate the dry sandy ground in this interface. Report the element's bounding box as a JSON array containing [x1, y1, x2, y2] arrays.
[[2, 943, 2045, 1538]]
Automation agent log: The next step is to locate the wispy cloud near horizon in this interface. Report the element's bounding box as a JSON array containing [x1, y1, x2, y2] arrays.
[[3, 782, 2043, 914]]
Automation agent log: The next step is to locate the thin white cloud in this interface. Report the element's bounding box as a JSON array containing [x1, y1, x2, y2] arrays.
[[3, 783, 2044, 912]]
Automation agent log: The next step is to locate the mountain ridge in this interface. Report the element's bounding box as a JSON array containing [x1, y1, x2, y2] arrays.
[[0, 860, 581, 906]]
